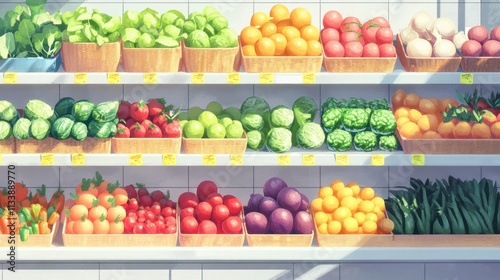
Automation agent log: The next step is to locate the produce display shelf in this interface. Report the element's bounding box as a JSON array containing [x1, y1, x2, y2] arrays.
[[5, 247, 500, 262], [1, 72, 499, 85], [2, 152, 500, 166]]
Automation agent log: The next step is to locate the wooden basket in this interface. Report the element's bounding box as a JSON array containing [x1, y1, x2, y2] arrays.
[[62, 41, 120, 72], [243, 222, 313, 247], [61, 218, 178, 247], [323, 56, 396, 73], [0, 221, 58, 247], [392, 234, 500, 247], [182, 41, 241, 72], [15, 138, 111, 154], [395, 34, 461, 72], [0, 137, 15, 153], [182, 133, 247, 154], [111, 136, 181, 154], [396, 131, 500, 154], [122, 46, 182, 72], [461, 56, 500, 72]]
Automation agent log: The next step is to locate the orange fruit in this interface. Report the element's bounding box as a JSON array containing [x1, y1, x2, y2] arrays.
[[345, 182, 357, 188], [269, 33, 287, 56], [340, 196, 358, 213], [300, 25, 320, 41], [332, 206, 352, 223], [314, 211, 329, 225], [310, 198, 324, 213], [422, 131, 442, 139], [440, 97, 459, 112], [240, 26, 262, 46], [408, 109, 423, 123], [353, 212, 366, 225], [318, 223, 328, 234], [318, 186, 334, 198], [276, 19, 292, 33], [403, 93, 421, 109], [371, 197, 386, 212], [242, 45, 257, 56], [491, 122, 500, 138], [419, 98, 438, 114], [375, 209, 386, 221], [327, 220, 342, 234], [254, 37, 275, 56], [362, 220, 378, 234], [322, 196, 339, 213], [483, 111, 497, 126], [378, 218, 394, 234], [286, 37, 308, 56], [471, 122, 492, 139], [306, 40, 322, 56], [270, 4, 290, 23], [453, 121, 472, 139], [343, 217, 359, 233], [348, 184, 361, 197], [437, 121, 455, 138], [392, 89, 406, 109], [331, 180, 345, 195], [397, 117, 410, 129], [260, 22, 277, 37], [251, 11, 270, 27], [365, 212, 378, 222], [430, 97, 441, 110], [358, 200, 375, 214], [281, 26, 300, 41], [417, 114, 438, 133], [394, 107, 410, 119], [290, 7, 312, 29], [336, 187, 354, 201], [359, 187, 375, 200], [400, 122, 422, 139]]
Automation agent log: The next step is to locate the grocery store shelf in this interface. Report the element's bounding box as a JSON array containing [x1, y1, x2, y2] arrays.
[[7, 246, 500, 262], [3, 152, 500, 166], [1, 71, 499, 85]]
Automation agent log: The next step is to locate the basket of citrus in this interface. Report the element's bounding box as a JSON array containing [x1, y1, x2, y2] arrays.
[[311, 180, 394, 247], [240, 4, 323, 73]]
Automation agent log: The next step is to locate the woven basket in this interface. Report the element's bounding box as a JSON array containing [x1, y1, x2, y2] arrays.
[[122, 46, 182, 72], [244, 225, 313, 247], [0, 221, 58, 247], [323, 56, 396, 72], [111, 137, 181, 154], [62, 41, 120, 72], [182, 41, 241, 72], [15, 138, 111, 154], [0, 137, 15, 153], [392, 234, 500, 247], [182, 133, 247, 154], [461, 56, 500, 72]]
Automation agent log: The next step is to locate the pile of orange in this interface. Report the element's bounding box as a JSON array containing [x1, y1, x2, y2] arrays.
[[392, 89, 500, 139], [240, 4, 322, 56], [311, 180, 394, 235]]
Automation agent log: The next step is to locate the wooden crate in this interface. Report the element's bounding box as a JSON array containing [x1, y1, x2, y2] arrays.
[[0, 221, 58, 247], [323, 56, 396, 73], [61, 218, 178, 247], [122, 46, 182, 72], [244, 225, 313, 247], [0, 137, 15, 153], [16, 138, 111, 154], [112, 137, 181, 154], [182, 41, 241, 72], [395, 34, 461, 72], [461, 57, 500, 72], [313, 220, 393, 247], [182, 133, 247, 154], [62, 41, 120, 72], [392, 234, 500, 247]]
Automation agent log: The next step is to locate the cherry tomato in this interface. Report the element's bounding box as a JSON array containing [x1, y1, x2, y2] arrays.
[[164, 216, 176, 227], [216, 222, 224, 234], [145, 221, 157, 234], [164, 224, 176, 234], [178, 192, 199, 209], [196, 180, 218, 201], [224, 197, 242, 216], [154, 220, 166, 232], [379, 43, 396, 57], [198, 220, 217, 234], [195, 201, 213, 221], [151, 203, 161, 215], [137, 209, 146, 219], [133, 223, 146, 234], [124, 216, 137, 233], [212, 204, 230, 223], [137, 217, 145, 224], [161, 206, 174, 217], [344, 41, 363, 57], [180, 207, 195, 220], [371, 16, 390, 28], [180, 216, 198, 234], [145, 210, 155, 222], [222, 216, 242, 234], [376, 27, 393, 44], [205, 193, 223, 208], [127, 212, 138, 220], [155, 215, 164, 223], [323, 10, 343, 29], [363, 42, 380, 57]]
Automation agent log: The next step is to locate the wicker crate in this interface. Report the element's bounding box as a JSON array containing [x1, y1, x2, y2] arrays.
[[461, 56, 500, 72], [62, 41, 120, 72], [392, 234, 500, 247], [182, 133, 247, 154], [182, 41, 241, 72], [0, 137, 15, 154], [15, 138, 111, 154], [111, 137, 181, 154], [395, 34, 461, 72], [122, 46, 182, 72], [0, 221, 58, 247], [244, 225, 313, 247], [323, 56, 396, 73]]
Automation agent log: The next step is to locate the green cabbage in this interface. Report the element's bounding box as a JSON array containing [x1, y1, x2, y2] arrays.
[[266, 127, 292, 153], [270, 105, 294, 129], [296, 122, 325, 149], [0, 101, 17, 122], [0, 121, 13, 140], [247, 130, 266, 150], [185, 30, 210, 48], [326, 129, 353, 152], [241, 110, 264, 131], [240, 96, 270, 115], [354, 131, 377, 152], [24, 99, 54, 121], [13, 118, 31, 140], [30, 118, 51, 140]]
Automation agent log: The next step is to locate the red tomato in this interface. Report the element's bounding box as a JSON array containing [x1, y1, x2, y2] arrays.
[[123, 216, 137, 233], [215, 221, 224, 234], [212, 204, 230, 223], [178, 192, 199, 209], [180, 216, 198, 234], [164, 224, 177, 234], [145, 221, 157, 234], [133, 223, 146, 234], [361, 21, 379, 44], [161, 206, 174, 217], [164, 216, 176, 227], [344, 41, 364, 57], [154, 220, 166, 232], [196, 180, 218, 201], [147, 98, 166, 117], [371, 16, 390, 28], [376, 27, 393, 44], [145, 210, 155, 222], [322, 10, 343, 29], [340, 31, 361, 45], [341, 16, 361, 32], [127, 198, 139, 212], [379, 43, 396, 57], [127, 212, 138, 220], [195, 201, 213, 221], [222, 216, 242, 234], [130, 100, 149, 122], [224, 197, 242, 216], [180, 207, 195, 221], [155, 215, 164, 222], [141, 119, 153, 128], [363, 43, 380, 57], [198, 220, 217, 234], [137, 209, 146, 218], [151, 203, 161, 215], [130, 123, 146, 138], [222, 194, 236, 204], [321, 28, 340, 44], [358, 37, 366, 46], [115, 125, 130, 138], [205, 192, 223, 208], [324, 40, 345, 57]]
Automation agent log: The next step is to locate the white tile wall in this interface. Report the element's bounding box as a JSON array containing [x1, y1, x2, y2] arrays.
[[2, 263, 99, 280], [339, 262, 425, 280], [294, 263, 340, 280], [425, 262, 500, 280], [100, 263, 170, 280], [203, 263, 294, 280]]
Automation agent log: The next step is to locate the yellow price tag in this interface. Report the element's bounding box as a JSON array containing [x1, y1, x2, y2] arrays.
[[411, 154, 425, 166], [3, 73, 17, 84], [41, 153, 54, 165], [227, 73, 241, 84], [302, 72, 316, 84], [230, 154, 243, 165], [144, 73, 157, 84], [371, 154, 385, 166], [302, 154, 315, 166], [129, 153, 143, 165], [162, 154, 176, 166], [336, 154, 349, 166], [202, 154, 216, 165], [192, 73, 205, 84], [460, 73, 473, 84], [71, 153, 85, 165], [74, 73, 87, 84], [277, 154, 290, 165], [107, 73, 121, 84], [0, 154, 3, 165], [259, 73, 274, 84]]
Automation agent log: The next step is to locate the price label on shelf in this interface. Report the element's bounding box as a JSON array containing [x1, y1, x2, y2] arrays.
[[460, 73, 473, 84], [259, 73, 274, 84], [371, 154, 385, 166], [0, 154, 3, 165], [230, 154, 243, 166], [192, 73, 205, 84], [335, 154, 349, 166], [277, 154, 290, 166], [144, 73, 157, 84], [71, 153, 85, 165], [227, 73, 241, 84], [411, 154, 425, 166], [202, 154, 216, 165], [41, 154, 54, 165], [302, 154, 315, 166], [162, 154, 176, 166], [302, 72, 316, 84], [3, 72, 17, 84], [129, 153, 143, 166], [74, 73, 87, 84], [107, 73, 121, 84]]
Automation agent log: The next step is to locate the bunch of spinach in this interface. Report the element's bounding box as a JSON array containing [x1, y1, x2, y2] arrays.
[[62, 7, 121, 46]]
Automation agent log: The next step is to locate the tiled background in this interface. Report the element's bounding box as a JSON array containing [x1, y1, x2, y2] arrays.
[[1, 0, 500, 279]]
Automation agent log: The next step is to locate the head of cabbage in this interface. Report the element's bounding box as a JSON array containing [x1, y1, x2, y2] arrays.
[[266, 127, 292, 153], [246, 130, 266, 150], [186, 30, 210, 48], [296, 122, 325, 149], [270, 105, 294, 129], [241, 110, 264, 131]]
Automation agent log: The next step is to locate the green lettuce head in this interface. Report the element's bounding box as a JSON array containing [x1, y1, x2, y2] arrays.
[[185, 30, 210, 48]]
